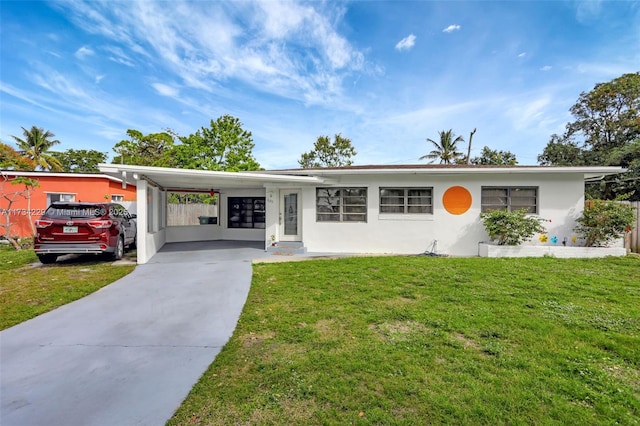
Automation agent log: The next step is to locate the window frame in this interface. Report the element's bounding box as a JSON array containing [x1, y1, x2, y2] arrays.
[[316, 187, 368, 223], [481, 186, 538, 214], [227, 197, 266, 229], [46, 192, 76, 206], [379, 187, 433, 215]]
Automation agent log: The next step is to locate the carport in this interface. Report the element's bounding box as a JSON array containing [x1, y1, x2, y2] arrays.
[[99, 164, 325, 264]]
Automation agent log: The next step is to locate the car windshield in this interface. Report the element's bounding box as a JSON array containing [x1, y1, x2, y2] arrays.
[[44, 204, 106, 219]]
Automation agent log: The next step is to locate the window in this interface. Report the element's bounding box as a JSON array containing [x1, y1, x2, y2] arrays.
[[228, 197, 265, 228], [316, 188, 367, 222], [481, 187, 538, 213], [46, 193, 75, 206], [111, 194, 124, 202], [380, 188, 433, 214]]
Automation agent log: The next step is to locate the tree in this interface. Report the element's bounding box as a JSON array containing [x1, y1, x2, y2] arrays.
[[537, 134, 585, 166], [597, 138, 640, 200], [471, 146, 518, 165], [0, 172, 39, 250], [173, 115, 261, 171], [298, 134, 357, 168], [112, 130, 175, 167], [567, 72, 640, 153], [52, 149, 108, 173], [420, 130, 465, 164], [537, 72, 640, 200], [0, 142, 35, 170], [11, 126, 63, 171]]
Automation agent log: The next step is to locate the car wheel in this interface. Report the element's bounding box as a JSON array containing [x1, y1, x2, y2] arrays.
[[111, 236, 124, 260], [38, 254, 58, 264]]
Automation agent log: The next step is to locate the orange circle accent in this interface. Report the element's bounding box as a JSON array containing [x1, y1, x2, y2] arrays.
[[442, 186, 472, 215]]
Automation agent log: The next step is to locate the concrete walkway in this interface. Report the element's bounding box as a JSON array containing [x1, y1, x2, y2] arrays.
[[1, 241, 265, 426]]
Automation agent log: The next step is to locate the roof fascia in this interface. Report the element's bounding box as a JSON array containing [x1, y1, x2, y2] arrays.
[[266, 166, 626, 178], [98, 164, 327, 185], [1, 170, 125, 184]]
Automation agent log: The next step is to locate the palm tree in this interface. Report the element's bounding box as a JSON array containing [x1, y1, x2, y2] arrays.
[[11, 126, 63, 171], [420, 129, 465, 164]]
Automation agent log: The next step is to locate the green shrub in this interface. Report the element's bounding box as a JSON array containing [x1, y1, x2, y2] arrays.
[[575, 200, 636, 247], [480, 209, 548, 246]]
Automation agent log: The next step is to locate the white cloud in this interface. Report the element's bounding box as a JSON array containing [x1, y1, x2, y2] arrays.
[[152, 83, 180, 98], [75, 46, 94, 59], [518, 52, 526, 58], [575, 0, 603, 23], [53, 1, 366, 107], [95, 74, 105, 84], [540, 65, 552, 71], [504, 96, 553, 131], [395, 34, 416, 51], [104, 46, 136, 68], [442, 24, 460, 33]]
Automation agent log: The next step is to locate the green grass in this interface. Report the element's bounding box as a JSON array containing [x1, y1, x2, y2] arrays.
[[0, 245, 135, 330], [0, 244, 38, 270], [169, 256, 640, 425]]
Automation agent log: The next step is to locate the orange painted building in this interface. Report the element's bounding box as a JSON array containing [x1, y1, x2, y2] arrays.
[[0, 171, 137, 238]]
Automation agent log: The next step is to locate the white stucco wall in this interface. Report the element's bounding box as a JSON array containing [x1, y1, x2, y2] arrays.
[[297, 172, 586, 257], [264, 186, 279, 248], [133, 169, 595, 262], [136, 180, 167, 264], [165, 225, 222, 243]]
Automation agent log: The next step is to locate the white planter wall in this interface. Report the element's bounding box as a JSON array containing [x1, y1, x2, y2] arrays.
[[478, 243, 627, 258]]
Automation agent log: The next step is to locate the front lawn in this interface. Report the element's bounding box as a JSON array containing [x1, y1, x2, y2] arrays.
[[169, 256, 640, 425], [0, 246, 135, 330]]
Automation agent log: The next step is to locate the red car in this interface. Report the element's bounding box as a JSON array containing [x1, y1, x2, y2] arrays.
[[34, 202, 137, 264]]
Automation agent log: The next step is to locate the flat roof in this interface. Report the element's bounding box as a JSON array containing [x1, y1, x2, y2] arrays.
[[98, 163, 626, 191], [1, 170, 128, 184], [264, 164, 626, 180], [98, 164, 326, 191]]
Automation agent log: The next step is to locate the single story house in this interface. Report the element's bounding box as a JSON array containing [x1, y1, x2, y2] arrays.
[[0, 171, 137, 238], [98, 164, 625, 264]]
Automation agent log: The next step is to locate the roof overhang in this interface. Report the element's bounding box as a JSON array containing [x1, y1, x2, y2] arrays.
[[1, 170, 127, 184], [98, 164, 627, 191], [265, 165, 627, 181], [98, 164, 326, 192]]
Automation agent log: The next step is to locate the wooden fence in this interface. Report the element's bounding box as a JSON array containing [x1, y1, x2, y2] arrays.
[[167, 203, 218, 226], [624, 201, 639, 253]]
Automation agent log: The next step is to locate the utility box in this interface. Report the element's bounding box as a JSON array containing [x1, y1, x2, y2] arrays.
[[198, 216, 217, 225]]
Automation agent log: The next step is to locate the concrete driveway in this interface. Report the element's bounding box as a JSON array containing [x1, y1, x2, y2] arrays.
[[1, 241, 265, 426]]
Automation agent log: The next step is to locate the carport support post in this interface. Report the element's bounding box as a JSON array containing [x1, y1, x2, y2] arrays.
[[136, 179, 148, 264]]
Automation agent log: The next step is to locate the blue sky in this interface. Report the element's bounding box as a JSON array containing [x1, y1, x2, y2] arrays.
[[1, 1, 638, 169]]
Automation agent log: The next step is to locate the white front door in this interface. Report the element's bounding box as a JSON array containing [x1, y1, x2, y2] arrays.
[[279, 190, 301, 241]]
